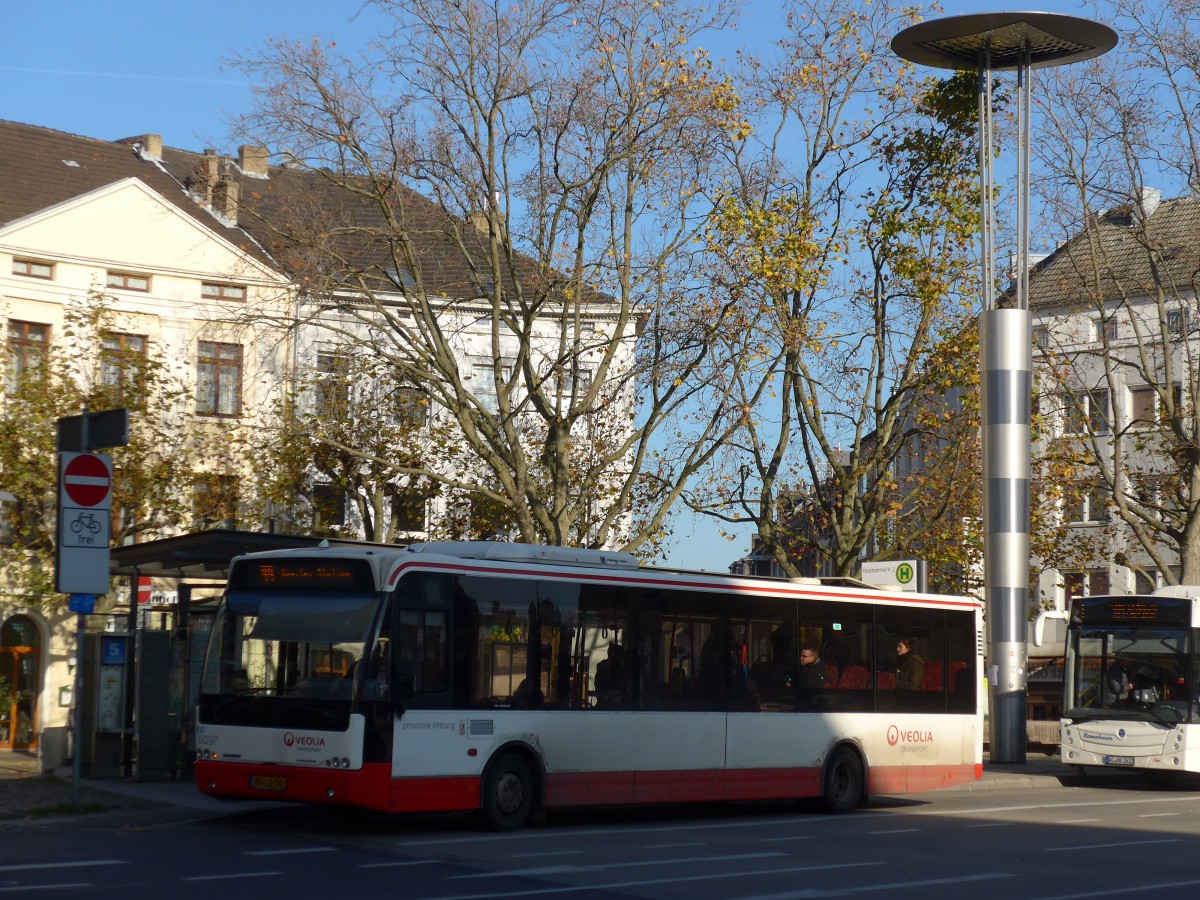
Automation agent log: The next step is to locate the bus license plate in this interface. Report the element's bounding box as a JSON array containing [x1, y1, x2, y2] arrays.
[[250, 775, 286, 791], [1104, 756, 1135, 766]]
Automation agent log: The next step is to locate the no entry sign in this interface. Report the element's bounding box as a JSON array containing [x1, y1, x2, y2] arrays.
[[56, 452, 113, 595], [62, 453, 112, 507]]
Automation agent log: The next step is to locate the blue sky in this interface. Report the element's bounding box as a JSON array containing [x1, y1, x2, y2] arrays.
[[2, 0, 1105, 570]]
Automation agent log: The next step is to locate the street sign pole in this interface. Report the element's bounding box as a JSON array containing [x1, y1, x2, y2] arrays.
[[55, 409, 128, 811]]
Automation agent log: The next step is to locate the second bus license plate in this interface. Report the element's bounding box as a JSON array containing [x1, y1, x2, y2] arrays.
[[1103, 755, 1135, 766], [250, 775, 287, 791]]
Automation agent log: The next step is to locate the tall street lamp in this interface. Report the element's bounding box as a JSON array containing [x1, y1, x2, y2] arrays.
[[893, 13, 1116, 763]]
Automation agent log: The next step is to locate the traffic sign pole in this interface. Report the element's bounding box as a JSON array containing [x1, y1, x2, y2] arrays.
[[55, 452, 113, 595]]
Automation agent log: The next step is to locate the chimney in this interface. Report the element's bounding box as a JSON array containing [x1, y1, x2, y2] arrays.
[[193, 149, 220, 204], [212, 178, 239, 223], [239, 145, 269, 177], [466, 210, 490, 234], [117, 133, 162, 160], [1136, 187, 1162, 223]]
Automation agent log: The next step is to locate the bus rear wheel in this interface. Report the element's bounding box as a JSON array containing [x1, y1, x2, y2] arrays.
[[821, 747, 865, 814], [482, 752, 535, 831]]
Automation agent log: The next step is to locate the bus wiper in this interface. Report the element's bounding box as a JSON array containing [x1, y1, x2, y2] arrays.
[[1144, 704, 1181, 727], [213, 687, 286, 715]]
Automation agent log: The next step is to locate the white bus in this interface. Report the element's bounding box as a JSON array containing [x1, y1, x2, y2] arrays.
[[1061, 586, 1200, 784], [194, 542, 984, 828]]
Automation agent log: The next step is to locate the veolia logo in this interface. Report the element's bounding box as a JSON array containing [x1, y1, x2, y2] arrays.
[[887, 724, 934, 746], [284, 732, 295, 747]]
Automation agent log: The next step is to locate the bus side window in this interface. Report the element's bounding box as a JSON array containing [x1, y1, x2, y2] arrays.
[[396, 610, 448, 698]]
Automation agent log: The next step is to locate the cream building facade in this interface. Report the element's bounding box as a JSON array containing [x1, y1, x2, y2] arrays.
[[0, 120, 634, 767]]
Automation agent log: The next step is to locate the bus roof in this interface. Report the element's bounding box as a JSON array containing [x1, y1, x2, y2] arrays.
[[226, 542, 982, 610]]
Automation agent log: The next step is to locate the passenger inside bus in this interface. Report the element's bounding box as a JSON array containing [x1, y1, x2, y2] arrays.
[[1106, 656, 1132, 703], [895, 637, 925, 691], [593, 642, 627, 708]]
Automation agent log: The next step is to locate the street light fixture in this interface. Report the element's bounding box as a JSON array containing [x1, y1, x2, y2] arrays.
[[892, 12, 1116, 763]]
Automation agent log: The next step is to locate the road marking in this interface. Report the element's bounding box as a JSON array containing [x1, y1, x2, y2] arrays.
[[1058, 818, 1101, 824], [450, 852, 787, 879], [184, 872, 284, 881], [1031, 878, 1200, 900], [0, 861, 125, 873], [509, 850, 582, 859], [359, 861, 438, 869], [1136, 813, 1179, 818], [0, 885, 92, 893], [394, 815, 823, 847], [645, 842, 706, 849], [867, 829, 919, 835], [412, 861, 884, 900], [761, 835, 819, 842], [892, 793, 1200, 819], [245, 847, 336, 856], [1045, 838, 1181, 852], [737, 871, 1015, 898], [966, 823, 1008, 828]]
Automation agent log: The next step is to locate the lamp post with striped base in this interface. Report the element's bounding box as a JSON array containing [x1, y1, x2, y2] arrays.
[[893, 13, 1116, 763]]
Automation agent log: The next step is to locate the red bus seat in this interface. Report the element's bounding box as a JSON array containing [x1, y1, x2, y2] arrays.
[[876, 671, 896, 690], [920, 660, 943, 691], [823, 664, 839, 689], [838, 665, 869, 689]]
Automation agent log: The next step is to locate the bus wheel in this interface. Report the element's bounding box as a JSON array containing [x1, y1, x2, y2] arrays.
[[482, 752, 534, 831], [821, 747, 864, 814]]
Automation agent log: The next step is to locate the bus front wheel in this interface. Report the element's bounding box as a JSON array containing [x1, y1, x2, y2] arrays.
[[482, 752, 535, 831], [821, 747, 865, 814]]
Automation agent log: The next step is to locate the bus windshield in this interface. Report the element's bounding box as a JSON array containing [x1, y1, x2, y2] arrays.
[[1064, 624, 1196, 725], [200, 590, 385, 723]]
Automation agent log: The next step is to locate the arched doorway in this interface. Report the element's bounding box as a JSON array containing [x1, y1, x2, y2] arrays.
[[0, 615, 40, 751]]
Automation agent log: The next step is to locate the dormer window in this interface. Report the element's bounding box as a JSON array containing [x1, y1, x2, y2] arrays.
[[106, 271, 150, 292], [12, 259, 53, 279], [201, 282, 247, 302]]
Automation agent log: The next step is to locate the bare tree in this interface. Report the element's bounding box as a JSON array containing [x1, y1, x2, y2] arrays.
[[693, 0, 984, 581], [1033, 0, 1200, 587], [229, 0, 750, 551]]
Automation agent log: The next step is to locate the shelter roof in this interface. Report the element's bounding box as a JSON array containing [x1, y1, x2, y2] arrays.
[[109, 528, 399, 580]]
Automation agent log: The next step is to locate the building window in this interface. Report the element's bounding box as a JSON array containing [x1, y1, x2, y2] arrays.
[[1065, 570, 1109, 600], [1095, 317, 1118, 342], [200, 282, 247, 302], [1032, 326, 1049, 350], [311, 483, 346, 532], [1161, 309, 1190, 340], [5, 321, 49, 392], [100, 332, 146, 395], [1067, 481, 1109, 524], [196, 341, 242, 416], [314, 349, 350, 415], [11, 259, 53, 279], [557, 364, 593, 398], [395, 493, 427, 532], [106, 271, 150, 292], [1129, 386, 1157, 427], [1064, 389, 1109, 435], [471, 359, 511, 414], [193, 474, 239, 528], [393, 383, 429, 429]]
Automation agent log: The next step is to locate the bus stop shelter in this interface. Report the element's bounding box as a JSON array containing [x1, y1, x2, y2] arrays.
[[105, 529, 393, 779]]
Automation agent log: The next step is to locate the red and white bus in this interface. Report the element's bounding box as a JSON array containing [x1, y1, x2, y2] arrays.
[[194, 542, 983, 828]]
